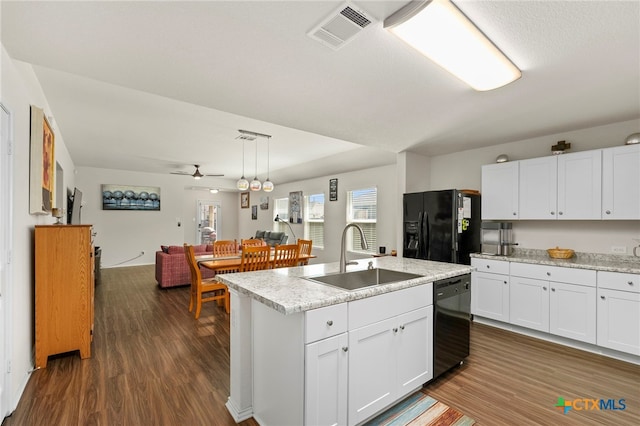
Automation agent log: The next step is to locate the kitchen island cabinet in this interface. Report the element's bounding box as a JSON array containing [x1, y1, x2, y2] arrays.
[[217, 257, 470, 426]]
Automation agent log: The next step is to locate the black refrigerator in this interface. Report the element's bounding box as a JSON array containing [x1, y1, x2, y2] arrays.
[[403, 189, 480, 265]]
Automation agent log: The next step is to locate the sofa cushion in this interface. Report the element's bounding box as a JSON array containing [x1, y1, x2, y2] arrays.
[[167, 245, 185, 255], [255, 230, 266, 239]]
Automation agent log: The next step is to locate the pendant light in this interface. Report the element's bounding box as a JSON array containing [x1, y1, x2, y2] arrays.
[[262, 136, 274, 192], [249, 138, 262, 191], [236, 139, 249, 191]]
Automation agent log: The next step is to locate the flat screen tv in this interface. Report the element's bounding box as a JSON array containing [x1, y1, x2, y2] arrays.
[[69, 187, 83, 225]]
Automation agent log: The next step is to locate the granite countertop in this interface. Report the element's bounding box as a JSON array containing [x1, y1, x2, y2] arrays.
[[471, 248, 640, 274], [216, 256, 472, 315]]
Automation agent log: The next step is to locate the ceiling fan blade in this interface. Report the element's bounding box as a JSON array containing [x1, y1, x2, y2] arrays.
[[170, 171, 191, 175], [204, 173, 225, 177]]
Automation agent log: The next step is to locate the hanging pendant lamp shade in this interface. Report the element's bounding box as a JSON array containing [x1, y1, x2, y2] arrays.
[[250, 138, 262, 191], [262, 136, 274, 192], [236, 139, 249, 191]]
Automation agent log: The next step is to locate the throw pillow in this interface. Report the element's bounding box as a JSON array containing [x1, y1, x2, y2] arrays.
[[161, 245, 169, 253]]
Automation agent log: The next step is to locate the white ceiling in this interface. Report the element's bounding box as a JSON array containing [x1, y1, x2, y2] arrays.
[[2, 0, 639, 190]]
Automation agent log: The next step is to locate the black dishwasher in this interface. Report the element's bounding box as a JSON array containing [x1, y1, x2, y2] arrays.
[[433, 274, 471, 379]]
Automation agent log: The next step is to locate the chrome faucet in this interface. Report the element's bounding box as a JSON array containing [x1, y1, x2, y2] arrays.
[[340, 223, 369, 273]]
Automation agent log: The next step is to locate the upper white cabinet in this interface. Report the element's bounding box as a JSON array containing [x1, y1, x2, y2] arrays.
[[519, 156, 558, 219], [557, 150, 602, 219], [481, 162, 519, 220], [602, 144, 640, 220]]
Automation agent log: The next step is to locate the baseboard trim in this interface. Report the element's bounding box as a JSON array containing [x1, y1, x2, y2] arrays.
[[226, 397, 254, 423]]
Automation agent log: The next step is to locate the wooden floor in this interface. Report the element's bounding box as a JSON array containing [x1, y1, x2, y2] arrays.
[[4, 265, 640, 425]]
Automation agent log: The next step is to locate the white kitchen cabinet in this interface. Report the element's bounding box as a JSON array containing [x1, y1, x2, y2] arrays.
[[348, 306, 432, 426], [519, 156, 558, 219], [597, 271, 640, 355], [481, 162, 519, 220], [602, 144, 640, 220], [305, 333, 348, 426], [557, 150, 602, 219], [510, 275, 549, 332], [509, 262, 597, 344], [471, 259, 510, 322]]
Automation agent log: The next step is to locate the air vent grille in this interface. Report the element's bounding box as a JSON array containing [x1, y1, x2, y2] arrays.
[[308, 3, 376, 50]]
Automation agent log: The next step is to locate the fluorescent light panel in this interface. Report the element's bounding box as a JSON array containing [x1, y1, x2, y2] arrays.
[[384, 0, 521, 91]]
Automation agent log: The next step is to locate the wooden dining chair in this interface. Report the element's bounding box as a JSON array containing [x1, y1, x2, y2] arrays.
[[239, 245, 271, 272], [241, 238, 267, 248], [184, 244, 229, 319], [213, 239, 239, 257], [297, 239, 313, 265], [272, 244, 300, 269]]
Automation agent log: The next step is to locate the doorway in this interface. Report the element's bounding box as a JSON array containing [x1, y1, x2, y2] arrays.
[[196, 200, 221, 244], [1, 102, 13, 419]]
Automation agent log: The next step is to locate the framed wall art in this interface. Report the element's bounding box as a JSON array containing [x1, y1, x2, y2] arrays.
[[102, 184, 161, 210], [29, 106, 55, 214], [241, 192, 250, 208], [260, 196, 269, 210], [329, 178, 338, 201], [289, 191, 303, 223]]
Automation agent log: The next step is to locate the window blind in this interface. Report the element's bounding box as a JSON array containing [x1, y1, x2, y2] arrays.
[[305, 193, 324, 248], [347, 187, 377, 253]]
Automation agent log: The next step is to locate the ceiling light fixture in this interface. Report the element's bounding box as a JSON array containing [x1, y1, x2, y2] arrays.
[[262, 136, 274, 192], [250, 138, 262, 191], [384, 0, 521, 91], [210, 188, 219, 194], [236, 139, 249, 191]]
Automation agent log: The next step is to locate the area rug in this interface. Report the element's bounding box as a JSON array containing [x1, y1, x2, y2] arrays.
[[363, 391, 476, 426]]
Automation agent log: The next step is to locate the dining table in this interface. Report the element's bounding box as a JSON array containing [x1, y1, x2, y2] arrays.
[[197, 252, 316, 272]]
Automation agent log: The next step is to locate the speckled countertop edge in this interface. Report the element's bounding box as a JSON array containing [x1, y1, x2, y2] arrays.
[[216, 257, 472, 315], [471, 248, 640, 274]]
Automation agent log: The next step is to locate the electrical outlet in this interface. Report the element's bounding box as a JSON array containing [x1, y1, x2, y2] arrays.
[[611, 246, 627, 254]]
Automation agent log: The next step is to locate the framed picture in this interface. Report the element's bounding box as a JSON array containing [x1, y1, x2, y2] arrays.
[[252, 205, 258, 220], [102, 184, 161, 210], [260, 196, 269, 210], [241, 191, 250, 208], [329, 178, 338, 201], [289, 191, 303, 223], [29, 106, 55, 214]]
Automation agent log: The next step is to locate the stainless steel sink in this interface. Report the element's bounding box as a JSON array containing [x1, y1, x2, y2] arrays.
[[306, 268, 423, 291]]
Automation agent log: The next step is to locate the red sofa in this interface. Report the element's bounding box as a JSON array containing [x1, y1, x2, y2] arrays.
[[155, 244, 216, 288]]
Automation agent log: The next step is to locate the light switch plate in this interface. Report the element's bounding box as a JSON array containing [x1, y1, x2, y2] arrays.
[[611, 246, 627, 254]]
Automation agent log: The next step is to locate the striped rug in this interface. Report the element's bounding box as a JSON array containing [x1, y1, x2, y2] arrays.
[[363, 392, 476, 426]]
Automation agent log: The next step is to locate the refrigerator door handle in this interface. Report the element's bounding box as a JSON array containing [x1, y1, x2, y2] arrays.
[[422, 211, 429, 260], [417, 211, 423, 257]]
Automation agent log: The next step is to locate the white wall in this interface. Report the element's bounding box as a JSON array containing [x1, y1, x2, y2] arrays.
[[75, 166, 240, 267], [426, 118, 640, 255], [236, 164, 398, 264], [1, 48, 77, 415]]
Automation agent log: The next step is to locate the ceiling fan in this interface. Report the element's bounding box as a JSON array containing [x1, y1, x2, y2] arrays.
[[170, 164, 224, 179]]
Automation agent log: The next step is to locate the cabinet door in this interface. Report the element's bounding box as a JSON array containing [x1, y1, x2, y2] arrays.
[[549, 282, 596, 344], [348, 317, 396, 426], [471, 271, 510, 322], [602, 144, 640, 220], [557, 150, 602, 219], [510, 276, 549, 332], [597, 288, 640, 355], [481, 162, 519, 220], [396, 307, 433, 396], [305, 333, 348, 426], [519, 156, 557, 219]]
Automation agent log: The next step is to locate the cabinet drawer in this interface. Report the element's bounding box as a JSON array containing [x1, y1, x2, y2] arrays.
[[471, 258, 509, 275], [305, 303, 348, 344], [510, 263, 596, 287], [598, 271, 640, 293], [348, 284, 431, 331]]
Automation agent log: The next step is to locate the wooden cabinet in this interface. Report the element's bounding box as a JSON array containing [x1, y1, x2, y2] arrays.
[[597, 271, 640, 355], [481, 162, 519, 220], [35, 225, 94, 368], [557, 150, 602, 219], [602, 144, 640, 220], [471, 259, 510, 322]]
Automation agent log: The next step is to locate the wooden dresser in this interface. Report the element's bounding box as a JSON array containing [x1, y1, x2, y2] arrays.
[[35, 225, 95, 368]]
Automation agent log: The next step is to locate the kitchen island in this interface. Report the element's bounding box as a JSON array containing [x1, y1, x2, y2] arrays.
[[216, 256, 472, 426]]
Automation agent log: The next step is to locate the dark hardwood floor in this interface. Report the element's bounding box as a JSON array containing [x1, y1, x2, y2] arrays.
[[4, 265, 639, 425]]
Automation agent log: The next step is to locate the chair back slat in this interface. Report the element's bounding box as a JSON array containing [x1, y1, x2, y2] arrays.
[[272, 244, 300, 269], [297, 239, 313, 265], [240, 245, 271, 272], [242, 238, 267, 248], [214, 239, 239, 257]]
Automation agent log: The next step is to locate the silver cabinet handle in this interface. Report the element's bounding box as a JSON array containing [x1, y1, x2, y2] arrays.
[[400, 325, 405, 330], [342, 347, 348, 352], [326, 320, 333, 326], [513, 212, 517, 216], [550, 212, 555, 215], [486, 265, 490, 269], [559, 211, 563, 215], [606, 210, 611, 214], [393, 328, 398, 333], [543, 286, 547, 291], [546, 272, 551, 276], [551, 288, 556, 292], [628, 281, 634, 286], [600, 295, 606, 300], [504, 281, 507, 284]]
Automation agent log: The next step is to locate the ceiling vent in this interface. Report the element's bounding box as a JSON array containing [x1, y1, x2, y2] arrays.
[[308, 3, 376, 50]]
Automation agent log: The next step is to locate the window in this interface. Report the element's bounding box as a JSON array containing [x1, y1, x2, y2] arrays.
[[347, 187, 377, 253], [273, 197, 289, 233], [304, 193, 324, 248]]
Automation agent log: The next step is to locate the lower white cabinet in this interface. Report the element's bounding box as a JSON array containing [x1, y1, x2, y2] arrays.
[[305, 333, 348, 426], [348, 307, 432, 426], [549, 281, 596, 343], [597, 271, 640, 355], [510, 275, 549, 332], [471, 259, 510, 322]]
